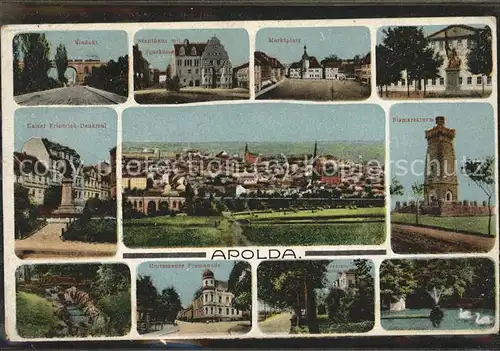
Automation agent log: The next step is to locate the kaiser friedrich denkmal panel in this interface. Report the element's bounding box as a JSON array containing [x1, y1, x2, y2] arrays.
[[390, 103, 496, 254], [13, 108, 118, 259], [376, 24, 493, 99], [13, 31, 129, 105], [133, 28, 249, 104], [254, 26, 371, 101], [121, 103, 385, 249]]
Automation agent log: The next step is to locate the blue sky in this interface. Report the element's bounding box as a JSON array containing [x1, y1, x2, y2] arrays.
[[390, 103, 495, 205], [256, 27, 370, 63], [15, 108, 117, 164], [376, 24, 489, 44], [123, 104, 385, 143], [135, 29, 249, 70], [14, 31, 128, 61], [137, 261, 246, 307]]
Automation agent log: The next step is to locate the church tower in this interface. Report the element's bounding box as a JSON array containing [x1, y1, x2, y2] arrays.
[[301, 45, 310, 79], [424, 116, 458, 205]]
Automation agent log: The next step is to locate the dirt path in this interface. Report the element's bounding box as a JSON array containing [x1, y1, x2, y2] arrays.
[[15, 222, 116, 258], [258, 312, 292, 334], [392, 224, 495, 253]]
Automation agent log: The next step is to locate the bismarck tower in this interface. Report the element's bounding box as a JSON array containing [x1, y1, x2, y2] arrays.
[[424, 116, 459, 205]]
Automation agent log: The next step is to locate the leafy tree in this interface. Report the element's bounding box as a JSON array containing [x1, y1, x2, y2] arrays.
[[351, 259, 375, 321], [55, 43, 68, 84], [228, 261, 252, 316], [13, 36, 23, 95], [136, 275, 158, 311], [258, 261, 329, 333], [18, 33, 52, 93], [380, 260, 418, 309], [467, 26, 492, 96], [420, 47, 444, 97], [14, 184, 38, 238], [389, 177, 404, 196], [411, 182, 424, 224], [158, 287, 183, 323], [380, 26, 443, 97], [83, 55, 129, 96], [94, 264, 131, 296], [462, 157, 495, 235], [414, 259, 474, 305]]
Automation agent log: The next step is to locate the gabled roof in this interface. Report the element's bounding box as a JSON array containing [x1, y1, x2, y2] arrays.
[[41, 138, 80, 159], [427, 25, 481, 40], [173, 40, 207, 56]]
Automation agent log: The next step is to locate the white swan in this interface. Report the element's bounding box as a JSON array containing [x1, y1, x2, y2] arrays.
[[475, 313, 494, 325], [458, 308, 473, 320]]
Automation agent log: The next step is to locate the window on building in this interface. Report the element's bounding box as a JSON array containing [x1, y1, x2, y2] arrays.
[[177, 59, 182, 66], [439, 78, 444, 85], [187, 69, 191, 74], [179, 47, 185, 56], [231, 309, 234, 315], [210, 307, 213, 313], [477, 76, 482, 85], [467, 77, 472, 85], [219, 296, 222, 303], [226, 308, 229, 315], [191, 47, 196, 55], [205, 307, 208, 314], [218, 308, 222, 314], [210, 294, 213, 302], [401, 79, 406, 86], [195, 69, 198, 74], [459, 77, 463, 84]]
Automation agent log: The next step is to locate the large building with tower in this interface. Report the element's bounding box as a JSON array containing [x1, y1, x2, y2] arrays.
[[177, 269, 247, 322]]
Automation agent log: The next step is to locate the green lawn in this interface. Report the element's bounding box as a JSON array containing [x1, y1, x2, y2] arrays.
[[241, 222, 386, 245], [16, 292, 60, 338], [123, 216, 234, 248], [233, 207, 385, 220], [391, 213, 496, 236]]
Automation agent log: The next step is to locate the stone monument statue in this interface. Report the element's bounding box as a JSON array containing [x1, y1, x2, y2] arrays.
[[53, 177, 79, 215], [444, 32, 461, 92]]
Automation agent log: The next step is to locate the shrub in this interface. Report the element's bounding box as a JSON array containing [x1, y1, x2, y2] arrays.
[[16, 292, 60, 338], [62, 218, 117, 243], [97, 291, 131, 336]]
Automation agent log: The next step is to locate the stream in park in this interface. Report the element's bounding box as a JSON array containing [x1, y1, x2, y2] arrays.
[[43, 287, 92, 336], [381, 308, 496, 331]]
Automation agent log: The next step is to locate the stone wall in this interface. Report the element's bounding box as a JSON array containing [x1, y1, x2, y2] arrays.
[[394, 200, 494, 217]]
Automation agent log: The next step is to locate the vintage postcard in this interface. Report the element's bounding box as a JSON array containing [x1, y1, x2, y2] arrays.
[[136, 261, 251, 336], [255, 26, 371, 101], [133, 28, 250, 104], [121, 104, 385, 249], [376, 25, 493, 99], [258, 259, 375, 335], [380, 258, 496, 332], [13, 107, 118, 259], [13, 30, 129, 105], [390, 103, 496, 253], [1, 17, 498, 343]]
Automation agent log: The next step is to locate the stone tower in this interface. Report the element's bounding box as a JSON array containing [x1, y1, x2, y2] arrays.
[[424, 116, 458, 205]]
